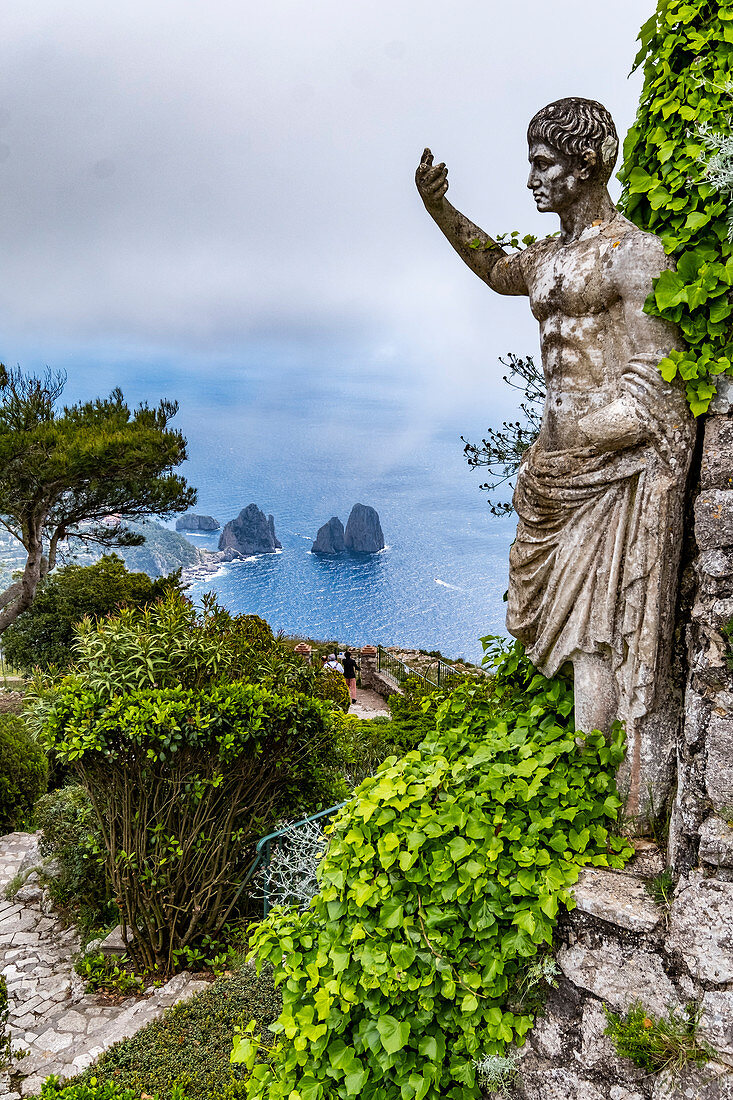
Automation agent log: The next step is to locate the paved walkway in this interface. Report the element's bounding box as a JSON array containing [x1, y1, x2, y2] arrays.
[[0, 832, 209, 1099], [349, 686, 390, 720]]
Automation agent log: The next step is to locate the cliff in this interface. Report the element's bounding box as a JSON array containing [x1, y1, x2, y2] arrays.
[[344, 504, 384, 553], [218, 504, 281, 556], [311, 517, 346, 555], [175, 513, 220, 532]]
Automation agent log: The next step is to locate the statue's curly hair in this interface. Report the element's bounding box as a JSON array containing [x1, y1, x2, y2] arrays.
[[527, 97, 619, 184]]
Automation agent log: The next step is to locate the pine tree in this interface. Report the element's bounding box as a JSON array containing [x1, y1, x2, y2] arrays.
[[0, 366, 196, 632]]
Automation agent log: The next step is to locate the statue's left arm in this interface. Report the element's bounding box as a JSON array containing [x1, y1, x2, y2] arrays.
[[578, 232, 685, 453]]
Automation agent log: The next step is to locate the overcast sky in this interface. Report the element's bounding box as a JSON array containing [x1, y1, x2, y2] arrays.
[[0, 0, 655, 425]]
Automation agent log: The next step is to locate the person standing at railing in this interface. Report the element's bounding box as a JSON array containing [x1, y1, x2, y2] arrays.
[[342, 650, 358, 704]]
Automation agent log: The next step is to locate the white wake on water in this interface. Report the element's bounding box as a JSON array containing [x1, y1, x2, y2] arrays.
[[435, 578, 464, 591]]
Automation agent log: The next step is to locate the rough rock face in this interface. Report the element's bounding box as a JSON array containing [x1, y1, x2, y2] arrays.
[[175, 513, 220, 532], [344, 504, 385, 553], [311, 517, 346, 555], [510, 864, 733, 1099], [218, 504, 281, 556]]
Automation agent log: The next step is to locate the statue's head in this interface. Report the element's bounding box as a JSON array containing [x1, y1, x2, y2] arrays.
[[526, 97, 618, 214]]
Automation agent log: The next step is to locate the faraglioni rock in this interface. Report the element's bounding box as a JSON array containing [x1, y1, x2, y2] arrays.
[[218, 504, 282, 556], [344, 504, 385, 553], [175, 513, 220, 532], [311, 517, 346, 555]]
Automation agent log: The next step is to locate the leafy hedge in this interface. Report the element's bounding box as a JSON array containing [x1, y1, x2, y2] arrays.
[[43, 678, 344, 971], [1, 554, 181, 674], [67, 964, 280, 1099], [241, 647, 632, 1100], [35, 785, 116, 937], [620, 0, 733, 413], [0, 712, 48, 831]]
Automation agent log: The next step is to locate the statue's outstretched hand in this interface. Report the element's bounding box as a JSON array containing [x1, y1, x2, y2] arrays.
[[416, 148, 448, 209]]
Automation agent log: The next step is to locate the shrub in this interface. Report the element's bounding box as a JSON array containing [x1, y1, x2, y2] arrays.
[[71, 964, 280, 1100], [311, 667, 351, 713], [244, 646, 633, 1100], [35, 785, 116, 936], [34, 1080, 189, 1099], [605, 1001, 713, 1075], [0, 974, 10, 1067], [1, 555, 182, 674], [38, 596, 347, 972], [0, 712, 48, 831]]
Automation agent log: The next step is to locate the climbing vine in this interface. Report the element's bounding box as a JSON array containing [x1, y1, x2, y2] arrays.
[[619, 0, 733, 414], [240, 644, 632, 1100]]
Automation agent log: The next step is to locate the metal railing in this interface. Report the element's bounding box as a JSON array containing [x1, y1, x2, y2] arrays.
[[377, 646, 437, 691], [377, 646, 477, 692], [241, 801, 348, 915]]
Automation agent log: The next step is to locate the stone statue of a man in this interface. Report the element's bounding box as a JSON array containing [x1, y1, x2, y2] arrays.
[[416, 97, 694, 815]]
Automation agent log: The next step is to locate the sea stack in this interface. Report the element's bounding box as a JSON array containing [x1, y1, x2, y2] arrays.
[[176, 513, 220, 532], [311, 517, 346, 555], [344, 504, 385, 553], [218, 504, 281, 556]]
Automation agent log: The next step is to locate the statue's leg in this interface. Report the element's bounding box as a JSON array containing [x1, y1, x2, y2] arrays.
[[571, 651, 618, 735]]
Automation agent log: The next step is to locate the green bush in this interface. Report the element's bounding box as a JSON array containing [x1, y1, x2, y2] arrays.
[[619, 0, 733, 414], [38, 594, 346, 972], [243, 645, 632, 1100], [0, 974, 10, 1067], [311, 667, 351, 713], [34, 1080, 188, 1099], [1, 555, 182, 674], [71, 965, 281, 1100], [35, 785, 116, 936], [0, 712, 48, 831]]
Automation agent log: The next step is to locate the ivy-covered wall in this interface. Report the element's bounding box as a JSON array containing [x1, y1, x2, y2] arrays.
[[620, 0, 733, 414]]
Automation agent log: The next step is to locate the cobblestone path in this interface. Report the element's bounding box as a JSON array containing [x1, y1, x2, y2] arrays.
[[0, 831, 209, 1099]]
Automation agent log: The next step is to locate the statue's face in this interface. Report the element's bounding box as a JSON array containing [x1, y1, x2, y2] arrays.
[[527, 141, 585, 214]]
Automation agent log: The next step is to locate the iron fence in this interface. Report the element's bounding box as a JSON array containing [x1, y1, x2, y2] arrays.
[[377, 646, 437, 691], [242, 801, 348, 915]]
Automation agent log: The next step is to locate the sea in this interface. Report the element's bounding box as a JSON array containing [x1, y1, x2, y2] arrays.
[[59, 354, 517, 660], [70, 355, 518, 665]]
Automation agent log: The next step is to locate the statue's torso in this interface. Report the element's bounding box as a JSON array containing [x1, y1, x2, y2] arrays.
[[518, 216, 665, 452]]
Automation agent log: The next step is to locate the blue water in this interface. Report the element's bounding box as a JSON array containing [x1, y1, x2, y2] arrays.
[[154, 364, 515, 664], [59, 354, 516, 664]]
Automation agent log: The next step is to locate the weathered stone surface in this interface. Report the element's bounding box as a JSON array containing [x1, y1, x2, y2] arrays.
[[311, 516, 345, 555], [175, 512, 219, 532], [557, 940, 678, 1016], [695, 490, 733, 552], [701, 419, 733, 491], [669, 876, 733, 984], [710, 375, 733, 416], [572, 868, 662, 932], [699, 816, 733, 868], [343, 504, 385, 553], [515, 1065, 606, 1100], [700, 992, 733, 1066], [706, 715, 733, 811], [218, 503, 281, 556], [651, 1063, 733, 1099]]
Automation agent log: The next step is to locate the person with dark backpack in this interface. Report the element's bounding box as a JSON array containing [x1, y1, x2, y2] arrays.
[[342, 650, 358, 704]]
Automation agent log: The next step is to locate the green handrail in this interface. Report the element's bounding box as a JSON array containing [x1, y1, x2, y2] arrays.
[[241, 801, 349, 916]]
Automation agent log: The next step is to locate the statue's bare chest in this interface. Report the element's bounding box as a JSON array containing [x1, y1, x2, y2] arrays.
[[526, 235, 617, 324]]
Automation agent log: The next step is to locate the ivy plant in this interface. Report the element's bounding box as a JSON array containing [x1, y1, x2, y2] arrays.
[[619, 0, 733, 414], [240, 644, 632, 1100]]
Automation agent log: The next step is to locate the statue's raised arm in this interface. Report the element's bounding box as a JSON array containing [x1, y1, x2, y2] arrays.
[[415, 148, 516, 289]]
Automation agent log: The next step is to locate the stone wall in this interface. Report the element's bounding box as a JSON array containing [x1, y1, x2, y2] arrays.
[[513, 864, 733, 1099], [670, 377, 733, 874], [512, 385, 733, 1099]]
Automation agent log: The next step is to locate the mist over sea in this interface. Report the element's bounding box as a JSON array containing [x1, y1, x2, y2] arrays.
[[65, 353, 517, 664]]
